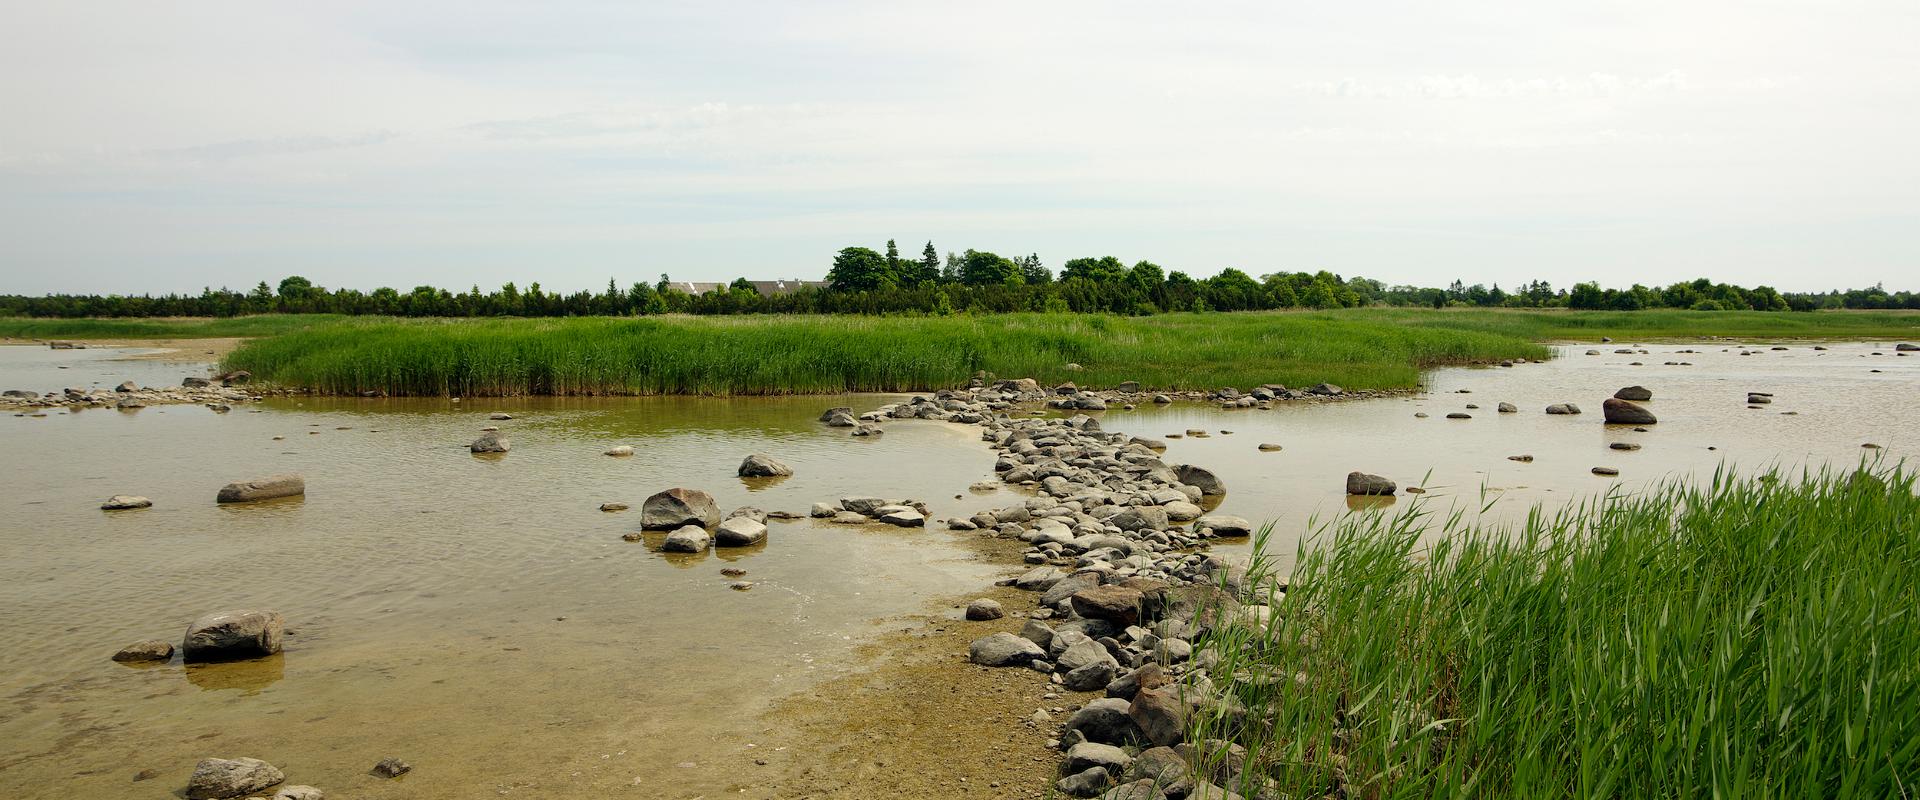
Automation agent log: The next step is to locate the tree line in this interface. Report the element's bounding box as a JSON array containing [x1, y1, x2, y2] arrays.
[[3, 240, 1914, 319]]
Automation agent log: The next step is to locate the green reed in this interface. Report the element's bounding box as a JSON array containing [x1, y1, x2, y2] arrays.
[[217, 313, 1553, 396], [1194, 464, 1920, 799]]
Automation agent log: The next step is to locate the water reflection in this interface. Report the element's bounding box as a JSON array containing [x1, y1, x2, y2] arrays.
[[184, 654, 285, 694]]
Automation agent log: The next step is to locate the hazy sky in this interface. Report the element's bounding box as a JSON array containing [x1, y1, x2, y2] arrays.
[[3, 1, 1915, 295]]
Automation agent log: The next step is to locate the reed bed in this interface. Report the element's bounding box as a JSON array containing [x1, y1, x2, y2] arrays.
[[1195, 464, 1920, 799], [0, 314, 339, 339], [218, 313, 1552, 396]]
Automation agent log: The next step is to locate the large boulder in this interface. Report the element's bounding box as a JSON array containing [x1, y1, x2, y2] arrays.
[[1345, 471, 1396, 496], [215, 475, 305, 504], [737, 454, 793, 478], [1129, 687, 1188, 747], [186, 757, 284, 799], [469, 431, 510, 453], [1173, 465, 1225, 496], [713, 516, 767, 547], [1602, 397, 1657, 425], [641, 488, 721, 530], [183, 610, 284, 663], [969, 632, 1045, 666], [1110, 506, 1169, 533], [1613, 385, 1653, 402], [662, 525, 712, 552], [1072, 585, 1146, 626]]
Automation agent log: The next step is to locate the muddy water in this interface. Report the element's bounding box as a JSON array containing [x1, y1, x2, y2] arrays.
[[0, 363, 1003, 798], [1099, 341, 1915, 561], [1, 340, 1913, 798]]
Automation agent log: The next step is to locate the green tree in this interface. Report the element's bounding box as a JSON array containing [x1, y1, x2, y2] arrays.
[[826, 246, 895, 291], [1020, 253, 1052, 284], [1061, 256, 1128, 283], [885, 240, 902, 284], [959, 250, 1020, 286], [916, 241, 941, 286]]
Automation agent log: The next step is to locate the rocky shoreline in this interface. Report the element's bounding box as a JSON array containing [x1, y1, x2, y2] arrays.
[[811, 376, 1385, 799], [4, 373, 265, 413]]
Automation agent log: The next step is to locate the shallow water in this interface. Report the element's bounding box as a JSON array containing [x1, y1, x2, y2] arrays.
[[1, 340, 1913, 798], [0, 377, 1002, 797], [1100, 341, 1915, 558]]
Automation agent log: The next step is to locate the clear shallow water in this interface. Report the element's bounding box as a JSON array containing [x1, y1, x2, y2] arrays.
[[1, 340, 1913, 797], [0, 387, 1002, 798], [1098, 341, 1916, 559], [0, 344, 214, 391]]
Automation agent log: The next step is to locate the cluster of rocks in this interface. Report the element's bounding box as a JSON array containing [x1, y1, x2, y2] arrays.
[[632, 487, 774, 551], [810, 496, 930, 527], [97, 473, 305, 512], [4, 375, 260, 412], [819, 381, 1293, 797], [180, 753, 404, 799]]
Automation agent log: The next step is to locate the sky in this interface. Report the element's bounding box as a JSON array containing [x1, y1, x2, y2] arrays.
[[2, 1, 1916, 296]]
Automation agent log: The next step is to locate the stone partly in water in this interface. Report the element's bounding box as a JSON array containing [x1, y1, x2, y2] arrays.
[[1747, 393, 1773, 405], [183, 610, 285, 663], [371, 757, 412, 779], [662, 525, 712, 553], [1497, 402, 1517, 413], [1613, 385, 1653, 401], [604, 445, 634, 457], [640, 488, 721, 530], [1601, 398, 1658, 425], [1593, 466, 1620, 476], [215, 474, 305, 504], [469, 431, 511, 453], [1345, 471, 1396, 496], [185, 757, 285, 799], [111, 640, 174, 663], [1545, 403, 1582, 415], [737, 453, 794, 478], [1173, 464, 1225, 495], [1196, 515, 1252, 537], [713, 516, 768, 547], [101, 495, 153, 510]]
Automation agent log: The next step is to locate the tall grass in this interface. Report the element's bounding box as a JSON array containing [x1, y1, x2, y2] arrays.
[[1360, 307, 1920, 341], [218, 313, 1552, 396], [1195, 465, 1920, 799], [0, 314, 339, 339]]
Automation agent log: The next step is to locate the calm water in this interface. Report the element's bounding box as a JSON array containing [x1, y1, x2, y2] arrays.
[[0, 341, 1913, 797]]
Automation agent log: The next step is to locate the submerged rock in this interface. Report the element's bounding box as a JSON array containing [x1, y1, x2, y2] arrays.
[[640, 488, 721, 530], [112, 640, 174, 663], [737, 453, 793, 477], [1545, 403, 1582, 415], [1602, 398, 1657, 425], [186, 757, 284, 799], [469, 431, 510, 453], [604, 445, 635, 457], [101, 495, 152, 510], [183, 610, 284, 662], [216, 475, 306, 504], [1345, 471, 1396, 496]]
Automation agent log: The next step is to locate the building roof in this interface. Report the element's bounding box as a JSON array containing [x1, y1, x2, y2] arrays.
[[667, 280, 828, 297]]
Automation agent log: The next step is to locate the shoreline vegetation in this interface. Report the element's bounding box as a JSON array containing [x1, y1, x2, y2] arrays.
[[3, 308, 1916, 396], [1191, 465, 1920, 799]]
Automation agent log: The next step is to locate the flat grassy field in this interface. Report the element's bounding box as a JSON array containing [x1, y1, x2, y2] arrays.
[[1198, 465, 1920, 799]]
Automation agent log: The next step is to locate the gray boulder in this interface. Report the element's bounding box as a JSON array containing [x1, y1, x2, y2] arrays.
[[1058, 766, 1113, 798], [1129, 687, 1187, 746], [183, 610, 284, 662], [1345, 471, 1396, 496], [713, 516, 767, 547], [641, 488, 721, 530], [1065, 697, 1143, 745], [469, 431, 510, 453], [183, 377, 212, 388], [1065, 742, 1133, 775], [1602, 397, 1658, 425], [101, 495, 153, 510], [969, 632, 1045, 666], [1497, 402, 1518, 413], [215, 474, 305, 504], [1613, 385, 1653, 401], [1110, 506, 1169, 533], [1196, 515, 1252, 537], [273, 787, 325, 800], [737, 454, 793, 477], [112, 640, 174, 663], [1545, 403, 1582, 415], [186, 757, 284, 799], [878, 509, 926, 528], [1173, 464, 1225, 496], [662, 525, 712, 552], [965, 599, 1005, 621]]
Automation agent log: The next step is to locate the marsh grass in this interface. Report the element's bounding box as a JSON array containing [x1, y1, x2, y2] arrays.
[[1194, 464, 1920, 799], [218, 313, 1553, 395]]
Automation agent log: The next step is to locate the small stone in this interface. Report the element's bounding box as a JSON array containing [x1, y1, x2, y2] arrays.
[[111, 640, 174, 663], [101, 495, 153, 510], [737, 454, 793, 477], [600, 502, 630, 512], [604, 445, 634, 457], [371, 757, 412, 779], [1345, 471, 1395, 496], [1593, 466, 1620, 476]]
